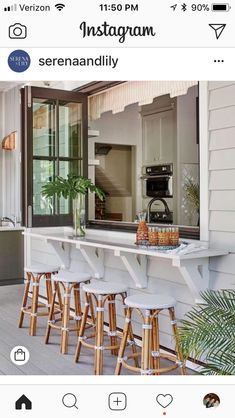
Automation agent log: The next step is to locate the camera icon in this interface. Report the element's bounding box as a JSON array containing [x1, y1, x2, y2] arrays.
[[9, 23, 27, 39]]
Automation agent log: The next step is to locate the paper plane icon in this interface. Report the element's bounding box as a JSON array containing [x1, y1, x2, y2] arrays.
[[209, 24, 226, 39], [171, 4, 177, 11]]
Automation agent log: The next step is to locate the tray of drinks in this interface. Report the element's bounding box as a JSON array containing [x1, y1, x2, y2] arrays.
[[135, 225, 180, 250], [135, 240, 180, 251]]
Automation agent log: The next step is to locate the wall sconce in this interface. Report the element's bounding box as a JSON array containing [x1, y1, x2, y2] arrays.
[[2, 131, 16, 150]]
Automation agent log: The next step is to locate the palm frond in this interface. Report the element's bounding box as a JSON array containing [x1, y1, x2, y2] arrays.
[[177, 289, 235, 375], [202, 350, 235, 375], [184, 178, 200, 210]]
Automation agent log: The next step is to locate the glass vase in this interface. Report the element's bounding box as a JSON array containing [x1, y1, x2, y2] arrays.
[[72, 194, 86, 237]]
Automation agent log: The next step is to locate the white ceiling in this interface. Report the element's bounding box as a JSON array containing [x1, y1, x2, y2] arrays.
[[0, 82, 22, 92]]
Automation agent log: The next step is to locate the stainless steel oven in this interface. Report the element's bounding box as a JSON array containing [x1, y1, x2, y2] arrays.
[[142, 164, 173, 198]]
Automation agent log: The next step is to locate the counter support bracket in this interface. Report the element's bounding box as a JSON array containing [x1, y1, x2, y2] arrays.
[[76, 244, 104, 279], [46, 239, 71, 269], [114, 250, 147, 288], [172, 257, 210, 303]]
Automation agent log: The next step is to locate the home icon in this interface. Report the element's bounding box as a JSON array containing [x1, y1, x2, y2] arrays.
[[15, 395, 32, 410]]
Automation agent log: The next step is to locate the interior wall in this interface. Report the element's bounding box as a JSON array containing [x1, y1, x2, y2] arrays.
[[96, 146, 133, 221], [177, 85, 199, 225], [105, 197, 133, 222], [141, 95, 177, 218], [89, 103, 142, 219]]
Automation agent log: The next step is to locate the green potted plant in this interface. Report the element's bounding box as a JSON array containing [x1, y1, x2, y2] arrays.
[[177, 289, 235, 375], [184, 178, 200, 225], [184, 178, 200, 211], [42, 173, 105, 237]]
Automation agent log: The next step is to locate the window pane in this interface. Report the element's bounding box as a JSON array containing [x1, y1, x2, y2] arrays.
[[59, 160, 82, 214], [33, 99, 56, 157], [59, 102, 82, 158], [33, 159, 54, 215]]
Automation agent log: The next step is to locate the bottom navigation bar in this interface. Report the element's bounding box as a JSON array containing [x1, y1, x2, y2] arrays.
[[0, 383, 232, 417]]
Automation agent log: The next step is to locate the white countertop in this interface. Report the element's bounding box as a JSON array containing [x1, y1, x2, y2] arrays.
[[23, 228, 229, 300], [23, 229, 228, 261], [0, 226, 24, 232]]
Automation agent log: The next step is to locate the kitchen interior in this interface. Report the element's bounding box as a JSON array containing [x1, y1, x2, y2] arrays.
[[88, 84, 199, 228]]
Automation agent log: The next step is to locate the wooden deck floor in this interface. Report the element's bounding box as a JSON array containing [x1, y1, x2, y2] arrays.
[[0, 284, 194, 375]]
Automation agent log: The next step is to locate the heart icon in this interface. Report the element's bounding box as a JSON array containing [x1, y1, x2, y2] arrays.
[[156, 394, 173, 409]]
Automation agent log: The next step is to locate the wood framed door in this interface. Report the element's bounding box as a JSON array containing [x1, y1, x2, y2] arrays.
[[21, 86, 88, 227]]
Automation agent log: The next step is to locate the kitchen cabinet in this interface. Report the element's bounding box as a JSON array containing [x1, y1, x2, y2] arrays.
[[142, 109, 174, 165], [0, 229, 24, 285]]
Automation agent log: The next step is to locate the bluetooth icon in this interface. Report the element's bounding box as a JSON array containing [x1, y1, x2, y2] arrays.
[[181, 3, 187, 11]]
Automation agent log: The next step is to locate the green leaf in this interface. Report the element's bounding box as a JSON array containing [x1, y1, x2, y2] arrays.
[[177, 289, 235, 375], [41, 173, 105, 202]]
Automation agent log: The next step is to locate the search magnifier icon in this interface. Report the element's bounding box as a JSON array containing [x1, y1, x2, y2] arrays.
[[62, 393, 78, 409]]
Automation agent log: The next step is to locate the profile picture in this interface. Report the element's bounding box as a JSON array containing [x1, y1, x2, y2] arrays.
[[203, 393, 220, 408]]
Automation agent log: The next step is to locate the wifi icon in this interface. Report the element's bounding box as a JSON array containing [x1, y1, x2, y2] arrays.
[[55, 3, 65, 11]]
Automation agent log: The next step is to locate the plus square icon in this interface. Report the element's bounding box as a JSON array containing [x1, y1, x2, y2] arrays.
[[108, 393, 127, 411]]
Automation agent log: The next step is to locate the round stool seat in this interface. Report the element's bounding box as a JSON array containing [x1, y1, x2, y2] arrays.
[[125, 293, 176, 310], [83, 280, 128, 295], [24, 264, 60, 274], [53, 270, 91, 283]]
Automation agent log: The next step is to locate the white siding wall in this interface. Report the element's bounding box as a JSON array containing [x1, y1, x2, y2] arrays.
[[0, 87, 21, 220], [208, 81, 235, 288]]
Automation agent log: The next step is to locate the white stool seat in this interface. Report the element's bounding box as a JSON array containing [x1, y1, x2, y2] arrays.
[[24, 264, 60, 274], [125, 293, 176, 310], [83, 280, 128, 295], [53, 270, 91, 283]]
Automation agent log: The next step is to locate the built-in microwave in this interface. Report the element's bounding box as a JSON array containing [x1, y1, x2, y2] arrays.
[[142, 164, 173, 198]]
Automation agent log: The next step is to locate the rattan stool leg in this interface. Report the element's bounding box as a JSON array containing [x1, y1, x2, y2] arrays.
[[75, 293, 90, 363], [168, 307, 187, 375], [56, 283, 63, 312], [74, 284, 82, 335], [18, 272, 31, 328], [108, 295, 118, 356], [61, 283, 71, 354], [45, 281, 58, 344], [142, 310, 151, 374], [29, 274, 40, 336], [94, 295, 104, 375], [45, 273, 53, 314], [88, 293, 96, 325], [151, 314, 160, 375], [115, 307, 132, 375], [122, 300, 139, 368]]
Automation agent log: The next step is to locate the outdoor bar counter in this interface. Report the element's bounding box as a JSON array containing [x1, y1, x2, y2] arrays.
[[23, 228, 228, 303]]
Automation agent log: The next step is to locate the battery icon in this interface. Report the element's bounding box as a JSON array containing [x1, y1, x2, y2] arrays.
[[212, 3, 231, 11]]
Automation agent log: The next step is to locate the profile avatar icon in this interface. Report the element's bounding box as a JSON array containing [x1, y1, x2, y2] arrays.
[[203, 393, 220, 408]]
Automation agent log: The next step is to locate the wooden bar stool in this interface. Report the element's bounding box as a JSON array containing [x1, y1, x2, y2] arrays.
[[18, 264, 60, 336], [45, 271, 93, 354], [115, 293, 187, 376], [75, 281, 139, 375]]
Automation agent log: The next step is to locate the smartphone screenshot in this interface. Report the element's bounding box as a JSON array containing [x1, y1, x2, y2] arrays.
[[0, 0, 234, 416]]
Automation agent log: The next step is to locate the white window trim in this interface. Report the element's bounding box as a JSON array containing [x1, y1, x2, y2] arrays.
[[199, 81, 209, 242]]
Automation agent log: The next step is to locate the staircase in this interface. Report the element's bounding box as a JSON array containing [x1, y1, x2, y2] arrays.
[[95, 166, 131, 197]]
